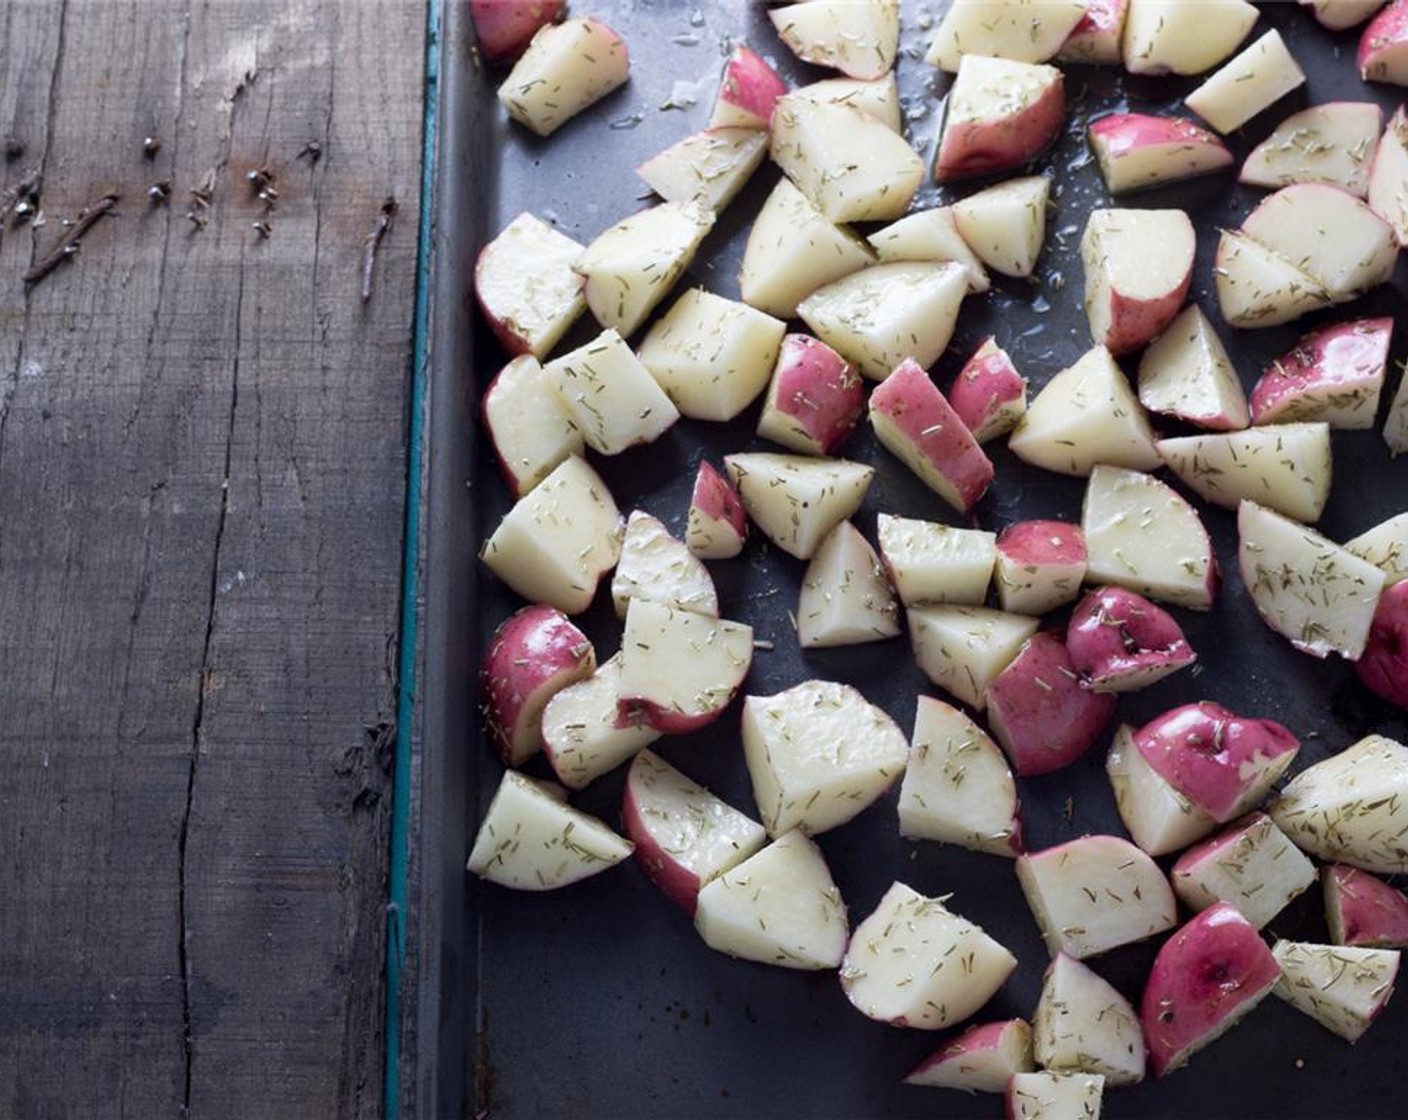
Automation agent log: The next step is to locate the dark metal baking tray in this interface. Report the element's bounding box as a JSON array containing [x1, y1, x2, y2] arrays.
[[413, 2, 1408, 1116]]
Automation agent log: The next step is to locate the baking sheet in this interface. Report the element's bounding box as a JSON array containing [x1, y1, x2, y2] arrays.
[[418, 2, 1408, 1116]]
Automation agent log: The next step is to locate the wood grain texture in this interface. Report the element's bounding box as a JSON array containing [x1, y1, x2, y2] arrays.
[[0, 2, 423, 1116]]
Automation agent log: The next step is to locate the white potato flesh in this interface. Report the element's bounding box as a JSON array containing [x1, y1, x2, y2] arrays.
[[770, 96, 922, 223], [1345, 512, 1408, 586], [1157, 422, 1333, 525], [926, 0, 1087, 70], [498, 18, 630, 137], [1240, 103, 1382, 196], [481, 455, 623, 615], [576, 200, 715, 337], [739, 177, 875, 319], [1270, 735, 1408, 873], [1185, 30, 1306, 134], [791, 74, 902, 132], [952, 176, 1051, 279], [1122, 0, 1257, 75], [467, 771, 633, 889], [742, 679, 909, 837], [636, 288, 785, 422], [898, 696, 1021, 857], [876, 514, 996, 607], [1239, 184, 1397, 305], [797, 521, 901, 649], [1272, 941, 1401, 1042], [617, 599, 753, 732], [724, 452, 874, 560], [1368, 106, 1408, 245], [542, 329, 680, 455], [1238, 499, 1386, 659], [1386, 365, 1408, 453], [798, 262, 969, 382], [1008, 1071, 1105, 1120], [842, 882, 1018, 1029], [1033, 953, 1145, 1086], [1172, 813, 1317, 930], [1080, 207, 1193, 355], [1136, 304, 1249, 430], [1083, 465, 1216, 610], [611, 510, 718, 619], [769, 0, 900, 80], [636, 127, 768, 213], [475, 213, 587, 359], [1007, 346, 1161, 477], [1017, 835, 1178, 959], [904, 1018, 1035, 1092], [694, 829, 848, 970], [482, 355, 585, 498], [542, 654, 662, 789], [1107, 724, 1217, 857], [908, 605, 1039, 711], [1214, 229, 1332, 329], [868, 207, 990, 293]]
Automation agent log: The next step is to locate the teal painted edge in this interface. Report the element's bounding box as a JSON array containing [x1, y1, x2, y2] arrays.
[[386, 0, 442, 1115]]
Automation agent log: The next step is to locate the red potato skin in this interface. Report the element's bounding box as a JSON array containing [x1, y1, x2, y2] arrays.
[[1134, 702, 1299, 822], [620, 780, 703, 914], [906, 1018, 1026, 1083], [619, 694, 736, 736], [1099, 281, 1190, 358], [715, 46, 787, 128], [691, 460, 748, 540], [1066, 586, 1196, 691], [1360, 0, 1408, 82], [1249, 318, 1392, 424], [482, 604, 596, 764], [1064, 0, 1128, 46], [986, 632, 1117, 777], [997, 520, 1087, 567], [870, 358, 995, 512], [1356, 579, 1408, 708], [948, 339, 1025, 439], [935, 79, 1066, 182], [1141, 902, 1282, 1078], [767, 334, 865, 455], [1325, 863, 1408, 947], [1089, 112, 1230, 162], [470, 0, 566, 62]]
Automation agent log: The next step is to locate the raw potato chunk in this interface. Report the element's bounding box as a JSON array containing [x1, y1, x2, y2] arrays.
[[935, 55, 1065, 182], [1306, 0, 1387, 30], [877, 514, 996, 607], [769, 0, 899, 80], [904, 1018, 1034, 1092], [1057, 0, 1129, 65], [482, 355, 585, 498], [1368, 105, 1408, 245], [636, 289, 785, 422], [739, 178, 874, 319], [1241, 103, 1382, 197], [497, 18, 630, 137], [791, 75, 902, 132], [543, 654, 661, 789], [575, 201, 715, 337], [908, 605, 1039, 711], [742, 679, 909, 837], [1270, 735, 1408, 874], [1346, 512, 1408, 585], [926, 0, 1087, 70], [1157, 423, 1333, 525], [1237, 500, 1386, 659], [1171, 813, 1317, 930], [611, 510, 718, 618], [994, 520, 1087, 617], [1082, 465, 1217, 611], [1136, 304, 1249, 431], [636, 127, 769, 213], [1088, 113, 1233, 194], [1388, 366, 1408, 453], [1080, 208, 1194, 356], [1122, 0, 1257, 75], [724, 453, 874, 560], [1249, 318, 1390, 430], [471, 0, 565, 63], [799, 263, 969, 381], [1007, 346, 1161, 477], [948, 337, 1027, 442], [1213, 229, 1332, 329], [1107, 724, 1217, 858], [843, 883, 1018, 1029], [710, 45, 786, 130], [1065, 586, 1196, 694], [898, 696, 1022, 857], [1008, 1071, 1105, 1119], [797, 521, 901, 649], [1033, 953, 1145, 1086], [467, 771, 632, 890], [1361, 0, 1408, 84], [1272, 941, 1401, 1042], [770, 96, 922, 224], [1017, 835, 1177, 959], [1185, 31, 1306, 135], [757, 334, 864, 457], [952, 176, 1051, 279], [1324, 864, 1408, 947], [481, 455, 623, 615], [868, 208, 990, 293], [475, 213, 586, 359], [542, 329, 680, 455], [1357, 581, 1408, 708], [694, 829, 848, 970], [687, 460, 747, 560]]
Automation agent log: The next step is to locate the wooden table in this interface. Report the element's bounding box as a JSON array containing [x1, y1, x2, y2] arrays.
[[0, 2, 426, 1114]]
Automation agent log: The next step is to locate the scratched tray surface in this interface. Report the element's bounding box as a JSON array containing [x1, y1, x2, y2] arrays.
[[429, 1, 1408, 1117]]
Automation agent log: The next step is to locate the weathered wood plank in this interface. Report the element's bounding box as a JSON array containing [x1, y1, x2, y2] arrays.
[[0, 1, 422, 1115]]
